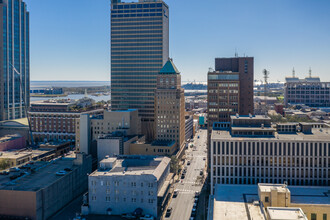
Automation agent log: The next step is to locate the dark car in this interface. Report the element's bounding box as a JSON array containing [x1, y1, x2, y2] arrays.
[[187, 161, 191, 165], [173, 190, 179, 198], [0, 171, 9, 175], [64, 167, 72, 172], [181, 174, 185, 179], [165, 207, 172, 217]]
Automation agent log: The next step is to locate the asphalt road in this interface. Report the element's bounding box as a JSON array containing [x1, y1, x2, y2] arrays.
[[165, 129, 207, 220]]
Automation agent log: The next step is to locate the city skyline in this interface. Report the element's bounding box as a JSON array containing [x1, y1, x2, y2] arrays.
[[25, 0, 330, 82]]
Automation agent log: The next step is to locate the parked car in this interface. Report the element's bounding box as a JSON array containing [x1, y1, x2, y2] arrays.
[[121, 213, 135, 219], [165, 207, 172, 218], [9, 167, 20, 172], [181, 174, 185, 179], [173, 190, 179, 198], [0, 171, 9, 175], [191, 208, 197, 216], [140, 214, 154, 220], [199, 170, 203, 175], [193, 202, 197, 208], [203, 157, 206, 161], [194, 197, 199, 203], [56, 171, 67, 176], [10, 174, 20, 180], [187, 161, 191, 166], [64, 167, 72, 172]]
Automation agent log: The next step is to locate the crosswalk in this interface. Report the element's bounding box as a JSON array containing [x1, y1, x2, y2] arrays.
[[175, 189, 195, 194], [180, 181, 196, 184]]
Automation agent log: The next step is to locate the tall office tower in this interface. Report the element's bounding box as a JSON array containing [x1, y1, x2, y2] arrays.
[[110, 0, 169, 141], [207, 57, 254, 166], [0, 0, 29, 121], [155, 59, 185, 154]]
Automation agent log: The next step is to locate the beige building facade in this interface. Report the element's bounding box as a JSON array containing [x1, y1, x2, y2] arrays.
[[154, 59, 185, 155], [76, 109, 141, 154]]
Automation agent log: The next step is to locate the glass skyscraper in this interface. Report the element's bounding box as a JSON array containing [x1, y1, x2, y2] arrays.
[[110, 0, 169, 140], [0, 0, 29, 121]]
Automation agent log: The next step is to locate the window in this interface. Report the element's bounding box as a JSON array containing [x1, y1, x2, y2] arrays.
[[311, 213, 317, 220], [106, 196, 110, 202], [323, 214, 327, 220], [265, 196, 269, 203], [106, 189, 110, 194]]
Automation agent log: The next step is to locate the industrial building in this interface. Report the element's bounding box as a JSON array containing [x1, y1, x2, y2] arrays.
[[0, 153, 92, 220]]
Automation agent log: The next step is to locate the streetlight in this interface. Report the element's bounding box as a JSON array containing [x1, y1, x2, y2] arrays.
[[9, 63, 34, 146]]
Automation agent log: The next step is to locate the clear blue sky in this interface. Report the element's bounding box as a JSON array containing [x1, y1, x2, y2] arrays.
[[26, 0, 330, 82]]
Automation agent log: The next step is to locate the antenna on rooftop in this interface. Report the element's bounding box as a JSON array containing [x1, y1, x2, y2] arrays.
[[292, 68, 295, 78], [263, 69, 270, 116], [309, 67, 312, 78], [235, 48, 238, 57]]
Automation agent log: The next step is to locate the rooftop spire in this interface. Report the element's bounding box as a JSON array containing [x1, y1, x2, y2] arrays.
[[292, 68, 295, 78]]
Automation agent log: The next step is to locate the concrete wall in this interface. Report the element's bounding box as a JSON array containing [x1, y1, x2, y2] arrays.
[[291, 203, 330, 220], [130, 142, 176, 156], [97, 138, 121, 161], [0, 190, 37, 219], [79, 114, 91, 154]]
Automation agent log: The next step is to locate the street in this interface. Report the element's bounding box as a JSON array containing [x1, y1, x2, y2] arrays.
[[165, 129, 207, 220]]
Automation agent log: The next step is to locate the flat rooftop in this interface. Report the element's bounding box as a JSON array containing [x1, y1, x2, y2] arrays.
[[0, 157, 77, 191], [267, 207, 307, 220], [258, 183, 289, 193], [91, 156, 170, 180], [211, 127, 330, 141], [212, 184, 265, 220], [212, 184, 330, 220], [0, 152, 32, 159], [0, 134, 23, 143]]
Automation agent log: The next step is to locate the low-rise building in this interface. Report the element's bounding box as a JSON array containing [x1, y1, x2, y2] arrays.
[[129, 139, 176, 156], [208, 183, 329, 220], [76, 109, 141, 156], [210, 115, 330, 194], [0, 134, 26, 151], [0, 151, 32, 169], [39, 141, 71, 157], [84, 156, 171, 218], [0, 118, 30, 143], [97, 133, 140, 161], [29, 99, 103, 143], [0, 153, 92, 220]]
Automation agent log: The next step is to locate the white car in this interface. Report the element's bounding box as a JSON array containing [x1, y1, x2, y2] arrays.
[[140, 215, 155, 220], [56, 171, 67, 176]]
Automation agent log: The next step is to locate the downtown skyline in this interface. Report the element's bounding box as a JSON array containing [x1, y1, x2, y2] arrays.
[[25, 0, 330, 82]]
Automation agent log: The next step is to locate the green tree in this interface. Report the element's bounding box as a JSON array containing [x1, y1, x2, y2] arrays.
[[0, 160, 10, 170], [170, 156, 179, 175]]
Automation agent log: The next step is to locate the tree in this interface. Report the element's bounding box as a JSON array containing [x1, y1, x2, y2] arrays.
[[0, 160, 10, 170], [170, 156, 179, 175]]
